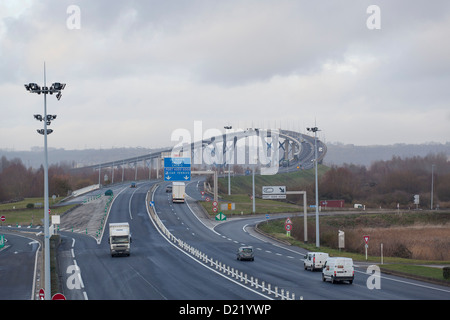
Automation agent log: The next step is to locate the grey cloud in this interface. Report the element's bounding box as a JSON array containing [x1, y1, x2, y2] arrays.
[[1, 0, 449, 149]]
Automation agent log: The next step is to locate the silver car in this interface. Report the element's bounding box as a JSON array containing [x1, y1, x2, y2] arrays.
[[237, 246, 254, 261]]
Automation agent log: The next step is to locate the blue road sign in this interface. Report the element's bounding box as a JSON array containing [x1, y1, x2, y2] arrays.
[[164, 157, 191, 181]]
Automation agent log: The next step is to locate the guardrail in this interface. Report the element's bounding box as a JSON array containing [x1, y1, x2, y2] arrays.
[[95, 194, 114, 241], [146, 184, 303, 300]]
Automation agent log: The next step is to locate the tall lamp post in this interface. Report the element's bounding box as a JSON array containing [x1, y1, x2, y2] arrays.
[[24, 63, 65, 300], [307, 126, 321, 247], [431, 164, 435, 210], [224, 125, 232, 195]]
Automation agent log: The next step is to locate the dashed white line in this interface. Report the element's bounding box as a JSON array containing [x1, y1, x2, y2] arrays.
[[69, 237, 88, 299]]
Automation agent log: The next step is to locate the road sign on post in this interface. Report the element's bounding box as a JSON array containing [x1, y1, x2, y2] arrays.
[[215, 212, 227, 221], [39, 288, 45, 300], [285, 223, 292, 237], [364, 235, 369, 260], [220, 203, 235, 211], [284, 217, 292, 236], [164, 157, 191, 181], [262, 186, 286, 199], [51, 293, 66, 300], [364, 235, 370, 244], [338, 230, 345, 250]]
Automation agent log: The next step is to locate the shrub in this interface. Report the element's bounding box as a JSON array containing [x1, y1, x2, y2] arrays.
[[391, 243, 412, 259], [26, 203, 34, 209], [443, 267, 450, 280]]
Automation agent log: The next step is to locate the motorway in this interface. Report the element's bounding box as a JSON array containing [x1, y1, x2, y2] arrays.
[[55, 178, 450, 300], [2, 178, 450, 300], [151, 179, 450, 300], [57, 181, 265, 300]]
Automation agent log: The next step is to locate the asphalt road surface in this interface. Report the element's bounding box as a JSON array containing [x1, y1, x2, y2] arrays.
[[3, 178, 450, 301], [154, 179, 450, 300], [57, 181, 265, 299], [57, 178, 450, 300], [0, 232, 40, 300]]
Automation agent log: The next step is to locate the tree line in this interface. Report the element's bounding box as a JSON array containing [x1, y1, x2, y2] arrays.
[[1, 153, 449, 209], [318, 153, 450, 209], [0, 156, 89, 202], [0, 155, 162, 203]]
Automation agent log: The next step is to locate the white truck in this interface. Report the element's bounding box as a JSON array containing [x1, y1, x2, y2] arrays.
[[322, 257, 354, 284], [172, 182, 186, 203], [108, 222, 131, 257]]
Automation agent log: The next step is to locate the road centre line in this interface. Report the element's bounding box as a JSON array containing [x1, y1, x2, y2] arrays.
[[128, 186, 140, 220], [243, 222, 307, 258]]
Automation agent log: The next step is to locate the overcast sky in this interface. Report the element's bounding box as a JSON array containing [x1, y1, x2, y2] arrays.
[[1, 0, 449, 151]]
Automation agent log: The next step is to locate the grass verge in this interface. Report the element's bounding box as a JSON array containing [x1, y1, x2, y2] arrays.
[[199, 194, 305, 217], [0, 197, 76, 226], [379, 264, 449, 283]]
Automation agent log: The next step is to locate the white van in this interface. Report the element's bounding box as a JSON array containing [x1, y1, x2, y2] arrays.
[[304, 252, 329, 271], [322, 257, 354, 284]]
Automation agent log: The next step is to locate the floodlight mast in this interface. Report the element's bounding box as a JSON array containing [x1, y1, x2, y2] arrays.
[[24, 63, 65, 300], [307, 126, 321, 248]]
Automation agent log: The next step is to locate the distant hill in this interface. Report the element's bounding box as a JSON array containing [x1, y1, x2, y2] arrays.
[[1, 142, 449, 169], [324, 142, 450, 167], [0, 147, 157, 169]]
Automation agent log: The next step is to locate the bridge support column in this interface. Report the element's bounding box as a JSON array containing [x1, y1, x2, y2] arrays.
[[284, 139, 289, 162]]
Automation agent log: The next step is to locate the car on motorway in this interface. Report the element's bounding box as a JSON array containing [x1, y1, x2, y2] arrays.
[[236, 246, 254, 261], [130, 182, 136, 188], [322, 257, 354, 284], [304, 252, 328, 271], [165, 185, 172, 193]]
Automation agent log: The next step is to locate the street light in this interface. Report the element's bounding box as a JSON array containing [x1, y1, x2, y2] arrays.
[[24, 63, 65, 300], [307, 126, 321, 247], [224, 125, 232, 195], [431, 164, 435, 210]]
